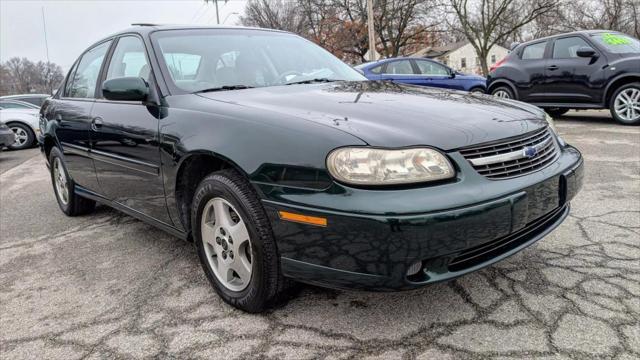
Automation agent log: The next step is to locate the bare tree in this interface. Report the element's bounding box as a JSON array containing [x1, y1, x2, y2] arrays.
[[239, 0, 446, 63], [447, 0, 558, 75], [0, 57, 63, 96], [562, 0, 640, 38], [240, 0, 308, 33]]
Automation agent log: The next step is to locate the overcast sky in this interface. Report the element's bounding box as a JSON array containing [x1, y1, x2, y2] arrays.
[[0, 0, 247, 71]]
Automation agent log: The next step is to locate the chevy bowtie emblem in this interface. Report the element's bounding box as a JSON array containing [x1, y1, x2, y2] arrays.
[[522, 146, 538, 158]]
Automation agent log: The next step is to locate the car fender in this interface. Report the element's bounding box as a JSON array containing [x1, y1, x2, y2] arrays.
[[603, 72, 640, 106]]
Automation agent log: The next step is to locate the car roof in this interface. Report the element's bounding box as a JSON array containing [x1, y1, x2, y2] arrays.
[[0, 94, 50, 99], [106, 24, 288, 39], [359, 56, 439, 68], [518, 30, 622, 46]]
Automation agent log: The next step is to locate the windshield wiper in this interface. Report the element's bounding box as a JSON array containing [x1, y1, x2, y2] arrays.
[[194, 85, 254, 93], [285, 78, 338, 85]]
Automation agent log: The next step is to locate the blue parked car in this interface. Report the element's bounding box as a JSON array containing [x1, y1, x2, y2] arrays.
[[355, 57, 487, 93]]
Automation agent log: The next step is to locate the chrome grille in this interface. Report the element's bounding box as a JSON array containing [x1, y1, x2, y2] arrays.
[[459, 127, 559, 179]]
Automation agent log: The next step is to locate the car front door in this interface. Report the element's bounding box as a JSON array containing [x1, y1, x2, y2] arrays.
[[379, 60, 422, 85], [90, 35, 172, 224], [414, 59, 462, 90], [51, 40, 112, 192], [514, 41, 549, 102], [543, 35, 607, 103]]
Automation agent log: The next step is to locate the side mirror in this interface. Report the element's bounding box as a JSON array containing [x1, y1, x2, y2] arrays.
[[576, 47, 596, 58], [102, 77, 149, 102], [449, 69, 456, 78]]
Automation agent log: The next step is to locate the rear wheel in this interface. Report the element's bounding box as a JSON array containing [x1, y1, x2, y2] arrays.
[[192, 169, 285, 312], [49, 147, 96, 216], [7, 123, 35, 150], [545, 108, 570, 118], [491, 86, 514, 99], [610, 83, 640, 125]]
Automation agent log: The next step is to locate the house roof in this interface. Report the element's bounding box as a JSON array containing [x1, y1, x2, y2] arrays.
[[411, 41, 468, 58]]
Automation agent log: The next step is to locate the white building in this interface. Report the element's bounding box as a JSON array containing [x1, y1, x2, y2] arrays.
[[412, 41, 509, 75]]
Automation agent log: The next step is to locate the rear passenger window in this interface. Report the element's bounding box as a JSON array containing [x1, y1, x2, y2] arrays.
[[553, 37, 590, 58], [370, 65, 382, 74], [66, 41, 112, 98], [521, 42, 546, 60]]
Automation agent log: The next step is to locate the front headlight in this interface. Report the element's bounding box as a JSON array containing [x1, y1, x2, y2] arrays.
[[327, 147, 455, 186], [545, 113, 557, 134]]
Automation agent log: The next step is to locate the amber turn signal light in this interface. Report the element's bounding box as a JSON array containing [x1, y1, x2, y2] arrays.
[[278, 211, 327, 227]]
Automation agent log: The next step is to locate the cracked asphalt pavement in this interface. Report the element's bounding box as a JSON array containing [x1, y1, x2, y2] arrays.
[[1, 111, 638, 359]]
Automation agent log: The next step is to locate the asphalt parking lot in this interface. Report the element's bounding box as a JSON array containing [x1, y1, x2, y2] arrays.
[[1, 110, 638, 359]]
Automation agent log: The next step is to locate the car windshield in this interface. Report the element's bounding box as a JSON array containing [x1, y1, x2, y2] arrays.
[[591, 33, 640, 54], [152, 29, 366, 93]]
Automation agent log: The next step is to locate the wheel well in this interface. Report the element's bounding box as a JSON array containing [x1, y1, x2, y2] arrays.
[[175, 153, 235, 237], [43, 136, 55, 159], [6, 121, 34, 135], [488, 81, 517, 99], [605, 76, 640, 107]]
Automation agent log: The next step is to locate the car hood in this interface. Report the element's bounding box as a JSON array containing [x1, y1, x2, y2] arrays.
[[198, 81, 547, 150]]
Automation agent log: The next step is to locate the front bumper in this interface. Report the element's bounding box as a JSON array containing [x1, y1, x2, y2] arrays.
[[258, 145, 584, 291]]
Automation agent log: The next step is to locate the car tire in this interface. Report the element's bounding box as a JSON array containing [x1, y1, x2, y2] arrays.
[[192, 169, 285, 313], [545, 108, 570, 118], [610, 82, 640, 125], [491, 86, 514, 99], [7, 123, 35, 150], [49, 147, 96, 216], [470, 87, 485, 94]]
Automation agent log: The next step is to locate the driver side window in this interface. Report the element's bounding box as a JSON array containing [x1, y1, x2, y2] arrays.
[[106, 36, 151, 82]]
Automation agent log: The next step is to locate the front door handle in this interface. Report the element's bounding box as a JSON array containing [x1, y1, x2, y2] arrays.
[[91, 117, 103, 131], [55, 114, 62, 122], [547, 65, 559, 71]]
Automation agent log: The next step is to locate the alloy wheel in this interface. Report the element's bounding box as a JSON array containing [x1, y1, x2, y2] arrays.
[[201, 197, 253, 292], [53, 157, 69, 205], [614, 88, 640, 122], [10, 126, 28, 147], [493, 90, 511, 99]]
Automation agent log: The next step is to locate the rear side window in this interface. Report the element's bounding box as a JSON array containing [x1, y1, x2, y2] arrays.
[[553, 37, 591, 58], [521, 42, 546, 60], [415, 60, 449, 75], [66, 40, 112, 98], [369, 65, 382, 74], [106, 36, 150, 82], [384, 60, 414, 75]]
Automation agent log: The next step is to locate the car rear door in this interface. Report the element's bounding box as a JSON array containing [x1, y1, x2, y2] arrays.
[[543, 35, 607, 104], [379, 59, 422, 85], [89, 34, 172, 224], [414, 59, 463, 90], [50, 40, 112, 192]]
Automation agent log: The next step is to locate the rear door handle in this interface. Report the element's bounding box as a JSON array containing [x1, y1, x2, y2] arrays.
[[547, 65, 558, 71], [91, 117, 103, 131]]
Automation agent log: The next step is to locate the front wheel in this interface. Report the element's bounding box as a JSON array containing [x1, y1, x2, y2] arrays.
[[491, 86, 514, 99], [470, 87, 485, 94], [192, 169, 285, 312], [610, 83, 640, 125]]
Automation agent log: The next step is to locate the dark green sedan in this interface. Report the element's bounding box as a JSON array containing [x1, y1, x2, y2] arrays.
[[39, 25, 583, 312]]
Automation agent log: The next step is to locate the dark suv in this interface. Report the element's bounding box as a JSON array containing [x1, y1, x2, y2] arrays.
[[487, 31, 640, 125]]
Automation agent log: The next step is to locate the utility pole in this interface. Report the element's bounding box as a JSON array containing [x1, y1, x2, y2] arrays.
[[41, 6, 52, 94], [366, 0, 378, 61]]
